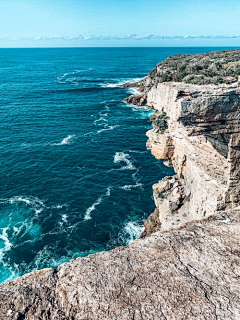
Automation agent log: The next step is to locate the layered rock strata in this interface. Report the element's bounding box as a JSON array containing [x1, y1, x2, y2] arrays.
[[144, 81, 240, 233]]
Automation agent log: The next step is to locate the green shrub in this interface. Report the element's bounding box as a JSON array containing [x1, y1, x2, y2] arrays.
[[152, 112, 169, 133], [150, 49, 240, 85]]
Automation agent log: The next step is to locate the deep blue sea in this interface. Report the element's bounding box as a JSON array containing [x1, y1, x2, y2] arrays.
[[0, 47, 234, 283]]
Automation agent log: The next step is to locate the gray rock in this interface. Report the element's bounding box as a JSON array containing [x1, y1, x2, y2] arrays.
[[0, 210, 239, 319]]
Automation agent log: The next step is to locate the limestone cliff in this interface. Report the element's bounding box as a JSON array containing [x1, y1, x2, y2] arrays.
[[0, 50, 239, 319], [143, 81, 240, 234]]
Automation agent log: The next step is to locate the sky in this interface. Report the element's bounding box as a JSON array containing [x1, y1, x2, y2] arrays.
[[1, 0, 240, 47]]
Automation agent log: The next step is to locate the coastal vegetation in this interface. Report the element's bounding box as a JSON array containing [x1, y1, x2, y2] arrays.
[[150, 49, 240, 85], [152, 112, 169, 133]]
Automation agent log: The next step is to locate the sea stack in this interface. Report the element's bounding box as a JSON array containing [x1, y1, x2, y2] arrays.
[[0, 49, 239, 320]]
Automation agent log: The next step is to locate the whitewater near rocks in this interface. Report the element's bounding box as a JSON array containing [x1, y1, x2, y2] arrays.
[[0, 48, 177, 283]]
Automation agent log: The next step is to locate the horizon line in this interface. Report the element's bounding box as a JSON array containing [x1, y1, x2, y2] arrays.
[[0, 45, 240, 49]]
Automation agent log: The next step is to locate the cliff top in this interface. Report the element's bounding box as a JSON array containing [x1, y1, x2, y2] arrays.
[[0, 210, 239, 319], [149, 49, 240, 85]]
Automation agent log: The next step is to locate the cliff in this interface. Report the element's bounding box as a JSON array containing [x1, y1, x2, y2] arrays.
[[0, 49, 239, 319], [143, 81, 240, 234]]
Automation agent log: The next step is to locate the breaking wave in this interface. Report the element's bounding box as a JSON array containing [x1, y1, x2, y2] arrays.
[[51, 135, 76, 146], [102, 77, 145, 88], [56, 70, 94, 85], [119, 183, 143, 191], [0, 228, 12, 260], [113, 152, 136, 170], [1, 196, 45, 215], [97, 125, 119, 134], [84, 187, 111, 220], [121, 221, 145, 245]]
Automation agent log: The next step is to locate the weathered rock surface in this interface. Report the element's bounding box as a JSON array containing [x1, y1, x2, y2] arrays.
[[124, 93, 148, 107], [145, 82, 240, 232], [0, 210, 240, 319]]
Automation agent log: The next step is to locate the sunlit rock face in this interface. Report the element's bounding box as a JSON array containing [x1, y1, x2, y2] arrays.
[[145, 82, 240, 232]]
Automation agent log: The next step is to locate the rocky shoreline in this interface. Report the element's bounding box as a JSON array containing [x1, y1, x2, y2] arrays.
[[0, 49, 239, 319]]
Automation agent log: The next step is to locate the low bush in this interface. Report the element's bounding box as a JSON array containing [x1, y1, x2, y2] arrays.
[[150, 49, 240, 85], [152, 112, 169, 133]]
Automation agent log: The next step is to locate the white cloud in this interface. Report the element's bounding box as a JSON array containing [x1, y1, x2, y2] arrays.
[[2, 34, 240, 42]]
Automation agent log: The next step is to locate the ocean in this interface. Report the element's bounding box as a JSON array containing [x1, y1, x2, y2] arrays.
[[0, 47, 233, 283]]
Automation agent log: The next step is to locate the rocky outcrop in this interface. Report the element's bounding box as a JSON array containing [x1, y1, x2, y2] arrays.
[[124, 93, 148, 107], [0, 209, 240, 319], [0, 50, 239, 319], [144, 81, 240, 233]]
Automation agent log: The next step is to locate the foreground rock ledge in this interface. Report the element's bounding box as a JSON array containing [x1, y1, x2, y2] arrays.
[[0, 210, 240, 320]]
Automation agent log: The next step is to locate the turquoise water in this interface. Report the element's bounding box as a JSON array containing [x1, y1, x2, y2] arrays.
[[0, 47, 233, 283]]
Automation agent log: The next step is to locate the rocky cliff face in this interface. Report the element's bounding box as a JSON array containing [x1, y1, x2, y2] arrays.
[[0, 50, 239, 319], [144, 81, 240, 233]]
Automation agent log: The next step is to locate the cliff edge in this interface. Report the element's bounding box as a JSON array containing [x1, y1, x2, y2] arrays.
[[0, 49, 239, 319], [143, 81, 240, 235]]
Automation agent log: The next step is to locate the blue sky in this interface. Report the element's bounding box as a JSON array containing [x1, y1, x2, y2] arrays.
[[1, 0, 240, 47]]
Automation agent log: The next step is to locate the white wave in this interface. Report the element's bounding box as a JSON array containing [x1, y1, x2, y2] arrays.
[[128, 149, 147, 154], [105, 83, 121, 88], [51, 204, 68, 209], [56, 70, 85, 85], [128, 87, 140, 95], [124, 103, 155, 119], [102, 77, 145, 88], [30, 245, 65, 269], [84, 196, 103, 220], [2, 196, 69, 218], [119, 167, 144, 191], [62, 214, 68, 223], [94, 116, 108, 126], [1, 196, 45, 217], [21, 143, 31, 148], [8, 195, 43, 204], [123, 221, 144, 245], [119, 183, 143, 191], [51, 134, 76, 146], [100, 99, 118, 105], [113, 152, 135, 170], [0, 228, 12, 259], [127, 103, 149, 112], [97, 125, 119, 134], [84, 187, 111, 220], [8, 196, 44, 207], [9, 196, 31, 205], [83, 131, 93, 137]]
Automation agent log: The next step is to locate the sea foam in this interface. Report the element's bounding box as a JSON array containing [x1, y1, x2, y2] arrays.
[[84, 187, 111, 220], [97, 125, 119, 134], [123, 221, 144, 245], [51, 135, 76, 146], [5, 196, 45, 215], [0, 228, 12, 259], [120, 183, 143, 191], [113, 152, 135, 170], [103, 77, 145, 88]]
